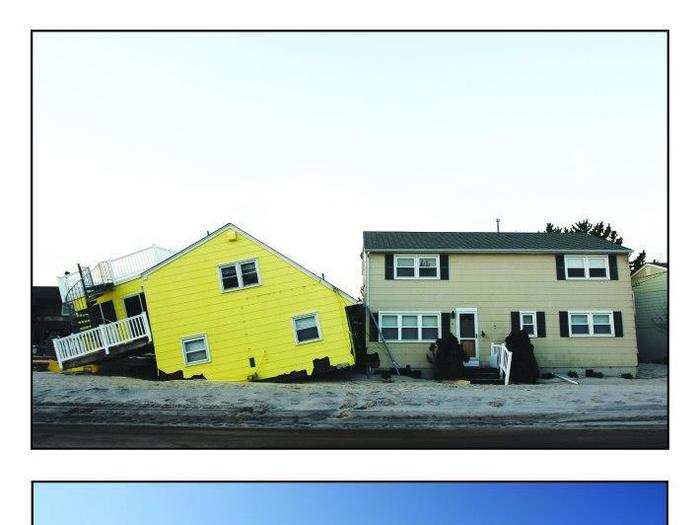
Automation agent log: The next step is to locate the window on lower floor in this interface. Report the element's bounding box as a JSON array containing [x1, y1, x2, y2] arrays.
[[181, 335, 211, 365], [519, 311, 537, 337], [219, 259, 260, 291], [379, 312, 441, 341], [293, 313, 321, 344], [568, 311, 614, 337]]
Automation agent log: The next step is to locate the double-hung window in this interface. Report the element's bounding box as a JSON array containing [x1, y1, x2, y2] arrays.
[[394, 255, 440, 279], [564, 255, 609, 280], [181, 334, 211, 365], [519, 311, 537, 337], [219, 259, 260, 291], [379, 312, 441, 342], [292, 313, 322, 344], [568, 311, 614, 337]]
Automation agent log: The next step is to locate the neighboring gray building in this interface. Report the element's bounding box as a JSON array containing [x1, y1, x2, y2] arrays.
[[631, 263, 668, 363]]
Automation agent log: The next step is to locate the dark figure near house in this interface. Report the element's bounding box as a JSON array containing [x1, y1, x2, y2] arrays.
[[427, 333, 465, 380], [31, 286, 69, 357], [505, 329, 539, 384]]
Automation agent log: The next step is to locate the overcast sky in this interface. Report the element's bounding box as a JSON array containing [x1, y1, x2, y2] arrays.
[[34, 482, 666, 525], [32, 32, 667, 295]]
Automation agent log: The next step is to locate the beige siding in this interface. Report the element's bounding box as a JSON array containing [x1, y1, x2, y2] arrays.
[[365, 252, 638, 373]]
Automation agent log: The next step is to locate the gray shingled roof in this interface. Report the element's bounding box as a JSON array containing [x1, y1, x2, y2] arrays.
[[363, 231, 631, 253]]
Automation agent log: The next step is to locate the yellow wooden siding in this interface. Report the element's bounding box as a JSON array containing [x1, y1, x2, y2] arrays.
[[94, 278, 145, 319], [142, 228, 355, 381], [366, 252, 638, 371]]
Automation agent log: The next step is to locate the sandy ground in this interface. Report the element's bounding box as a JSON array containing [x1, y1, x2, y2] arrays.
[[32, 364, 667, 430]]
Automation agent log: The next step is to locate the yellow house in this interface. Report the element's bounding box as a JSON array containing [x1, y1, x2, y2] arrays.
[[53, 224, 357, 381]]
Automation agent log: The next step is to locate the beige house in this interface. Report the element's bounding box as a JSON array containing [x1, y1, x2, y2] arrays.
[[362, 231, 638, 378]]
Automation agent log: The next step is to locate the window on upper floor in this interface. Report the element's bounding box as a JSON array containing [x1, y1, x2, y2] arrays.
[[564, 255, 609, 280], [394, 255, 440, 279], [379, 312, 441, 341], [219, 259, 260, 292]]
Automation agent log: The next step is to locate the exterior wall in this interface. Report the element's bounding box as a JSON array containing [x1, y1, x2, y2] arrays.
[[632, 271, 668, 362], [95, 278, 145, 320], [365, 252, 638, 375], [142, 229, 355, 381]]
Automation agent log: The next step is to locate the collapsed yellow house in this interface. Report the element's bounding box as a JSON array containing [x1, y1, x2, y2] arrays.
[[53, 224, 357, 381]]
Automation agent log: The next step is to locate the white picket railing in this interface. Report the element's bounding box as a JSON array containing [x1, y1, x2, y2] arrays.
[[489, 342, 513, 386], [52, 312, 152, 369], [57, 245, 175, 301]]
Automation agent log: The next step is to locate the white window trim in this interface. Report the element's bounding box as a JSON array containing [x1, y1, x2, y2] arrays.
[[378, 311, 442, 342], [218, 258, 262, 293], [564, 255, 610, 281], [393, 254, 441, 280], [568, 310, 615, 338], [181, 333, 212, 366], [519, 310, 538, 338], [291, 312, 323, 345]]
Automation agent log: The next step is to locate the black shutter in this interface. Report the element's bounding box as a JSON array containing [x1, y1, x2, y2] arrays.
[[555, 255, 566, 280], [384, 253, 394, 280], [537, 311, 546, 337], [613, 311, 623, 337], [441, 312, 451, 337], [100, 300, 117, 322], [368, 311, 379, 341], [510, 311, 520, 333], [439, 253, 449, 280], [559, 311, 569, 337], [609, 254, 619, 280]]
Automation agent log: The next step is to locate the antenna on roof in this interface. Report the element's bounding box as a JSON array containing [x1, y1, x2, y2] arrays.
[[496, 218, 501, 233]]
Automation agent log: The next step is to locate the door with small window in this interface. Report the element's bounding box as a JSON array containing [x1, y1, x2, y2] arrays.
[[455, 308, 479, 366]]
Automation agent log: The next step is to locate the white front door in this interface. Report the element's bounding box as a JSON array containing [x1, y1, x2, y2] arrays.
[[455, 308, 479, 366]]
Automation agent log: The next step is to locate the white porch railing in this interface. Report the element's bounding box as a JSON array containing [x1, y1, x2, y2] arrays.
[[57, 245, 175, 301], [489, 343, 513, 386], [52, 312, 152, 369]]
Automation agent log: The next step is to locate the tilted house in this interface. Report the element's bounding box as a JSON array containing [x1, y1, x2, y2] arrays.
[[362, 231, 639, 378], [631, 262, 668, 363], [53, 224, 356, 381]]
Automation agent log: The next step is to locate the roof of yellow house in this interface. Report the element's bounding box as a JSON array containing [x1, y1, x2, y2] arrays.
[[142, 223, 357, 303]]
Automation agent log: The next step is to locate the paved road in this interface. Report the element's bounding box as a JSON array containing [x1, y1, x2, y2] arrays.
[[32, 423, 668, 449]]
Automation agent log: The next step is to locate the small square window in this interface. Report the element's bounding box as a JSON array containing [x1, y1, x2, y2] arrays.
[[182, 336, 210, 365], [593, 313, 612, 334], [588, 257, 608, 278], [520, 311, 537, 336], [566, 257, 586, 278], [570, 314, 590, 335], [293, 314, 321, 344]]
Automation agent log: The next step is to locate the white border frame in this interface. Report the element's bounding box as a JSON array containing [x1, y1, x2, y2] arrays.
[[218, 258, 262, 293], [568, 310, 615, 338], [378, 311, 442, 342], [393, 254, 440, 280], [291, 311, 323, 345], [180, 333, 212, 366], [564, 254, 610, 280], [519, 310, 538, 338]]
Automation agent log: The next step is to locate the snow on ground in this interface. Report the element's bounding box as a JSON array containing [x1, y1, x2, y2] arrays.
[[32, 364, 667, 430]]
